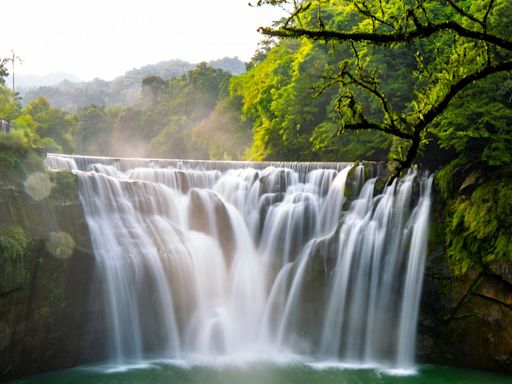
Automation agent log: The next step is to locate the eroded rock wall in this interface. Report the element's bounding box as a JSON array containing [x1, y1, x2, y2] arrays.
[[0, 171, 105, 382], [419, 250, 512, 373]]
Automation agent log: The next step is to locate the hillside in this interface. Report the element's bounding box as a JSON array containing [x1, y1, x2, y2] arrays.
[[22, 57, 245, 110]]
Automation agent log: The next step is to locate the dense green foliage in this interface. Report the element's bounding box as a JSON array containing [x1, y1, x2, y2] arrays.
[[434, 74, 512, 168], [73, 104, 120, 155], [444, 177, 512, 274], [0, 79, 76, 155], [232, 39, 391, 161]]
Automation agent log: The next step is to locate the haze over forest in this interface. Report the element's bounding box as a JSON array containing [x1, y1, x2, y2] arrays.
[[16, 57, 247, 110]]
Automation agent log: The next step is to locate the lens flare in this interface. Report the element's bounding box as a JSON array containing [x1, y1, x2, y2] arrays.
[[23, 172, 52, 201], [47, 231, 76, 259]]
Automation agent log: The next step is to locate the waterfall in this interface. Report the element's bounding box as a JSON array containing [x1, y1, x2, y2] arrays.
[[46, 154, 432, 370]]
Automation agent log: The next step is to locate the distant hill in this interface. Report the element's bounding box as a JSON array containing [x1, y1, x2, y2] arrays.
[[21, 57, 246, 110], [7, 72, 82, 89], [209, 57, 246, 75]]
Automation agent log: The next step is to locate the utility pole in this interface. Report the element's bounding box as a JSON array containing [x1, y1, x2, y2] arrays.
[[11, 50, 15, 93], [9, 50, 21, 94]]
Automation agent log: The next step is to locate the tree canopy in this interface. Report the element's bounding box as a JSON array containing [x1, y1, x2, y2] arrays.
[[256, 0, 512, 181]]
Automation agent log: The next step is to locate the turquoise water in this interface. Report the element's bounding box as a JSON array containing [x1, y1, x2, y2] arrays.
[[12, 362, 512, 384]]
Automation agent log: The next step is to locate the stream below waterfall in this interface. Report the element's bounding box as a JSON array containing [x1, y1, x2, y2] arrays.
[[12, 362, 512, 384]]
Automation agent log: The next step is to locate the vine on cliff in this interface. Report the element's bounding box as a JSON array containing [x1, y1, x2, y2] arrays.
[[442, 177, 512, 275]]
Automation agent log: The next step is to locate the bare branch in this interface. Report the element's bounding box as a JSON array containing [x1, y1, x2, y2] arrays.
[[353, 1, 394, 31], [283, 1, 311, 28], [342, 121, 414, 140], [483, 0, 495, 32], [259, 21, 512, 52], [342, 71, 397, 129]]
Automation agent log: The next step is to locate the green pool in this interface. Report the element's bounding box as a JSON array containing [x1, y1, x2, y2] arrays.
[[11, 361, 512, 384]]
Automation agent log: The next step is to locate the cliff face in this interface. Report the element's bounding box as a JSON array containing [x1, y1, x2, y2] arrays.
[[0, 171, 106, 381], [416, 185, 512, 373], [419, 250, 512, 373]]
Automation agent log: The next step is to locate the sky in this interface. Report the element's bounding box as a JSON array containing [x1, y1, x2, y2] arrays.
[[1, 0, 285, 81]]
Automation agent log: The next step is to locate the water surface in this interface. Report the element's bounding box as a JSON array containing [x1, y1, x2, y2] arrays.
[[13, 362, 511, 384]]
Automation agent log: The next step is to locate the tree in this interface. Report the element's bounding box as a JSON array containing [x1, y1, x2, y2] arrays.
[[141, 76, 168, 104], [0, 85, 18, 121], [24, 97, 75, 153], [257, 0, 512, 182], [105, 63, 234, 159], [74, 105, 118, 155], [0, 58, 9, 86], [232, 36, 391, 161]]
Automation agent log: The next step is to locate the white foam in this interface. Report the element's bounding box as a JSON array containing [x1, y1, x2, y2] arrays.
[[381, 367, 418, 376]]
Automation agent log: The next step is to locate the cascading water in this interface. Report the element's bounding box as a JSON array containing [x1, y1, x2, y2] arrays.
[[46, 154, 432, 372]]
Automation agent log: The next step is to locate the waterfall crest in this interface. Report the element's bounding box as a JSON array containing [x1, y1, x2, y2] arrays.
[[46, 154, 432, 370]]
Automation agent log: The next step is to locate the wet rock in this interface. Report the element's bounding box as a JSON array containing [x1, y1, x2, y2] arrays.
[[188, 188, 235, 264], [420, 257, 512, 373], [489, 262, 512, 285], [416, 334, 434, 358]]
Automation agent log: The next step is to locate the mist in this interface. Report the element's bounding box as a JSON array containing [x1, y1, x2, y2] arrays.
[[70, 61, 252, 161]]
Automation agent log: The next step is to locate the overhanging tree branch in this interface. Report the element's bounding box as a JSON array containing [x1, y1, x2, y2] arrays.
[[416, 60, 512, 132], [259, 21, 512, 52], [386, 59, 512, 184], [342, 121, 414, 140], [342, 71, 397, 127]]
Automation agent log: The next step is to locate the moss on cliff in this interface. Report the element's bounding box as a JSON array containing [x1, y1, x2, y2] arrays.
[[0, 226, 32, 294], [434, 162, 512, 276], [445, 179, 512, 274]]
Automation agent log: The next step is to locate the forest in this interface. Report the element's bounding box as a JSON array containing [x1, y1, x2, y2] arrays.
[[1, 0, 511, 275]]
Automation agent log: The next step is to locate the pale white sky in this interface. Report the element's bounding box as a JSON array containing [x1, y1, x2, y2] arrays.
[[1, 0, 285, 81]]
